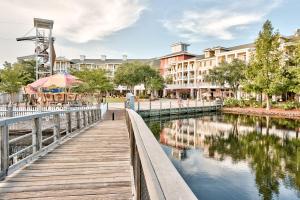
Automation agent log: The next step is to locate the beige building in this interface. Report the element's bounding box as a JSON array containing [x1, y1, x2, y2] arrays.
[[164, 29, 300, 100], [53, 54, 159, 93], [53, 56, 71, 73], [164, 43, 255, 100]]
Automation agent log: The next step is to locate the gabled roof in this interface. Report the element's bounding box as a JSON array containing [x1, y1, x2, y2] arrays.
[[159, 51, 197, 59], [70, 58, 160, 67], [227, 43, 255, 51]]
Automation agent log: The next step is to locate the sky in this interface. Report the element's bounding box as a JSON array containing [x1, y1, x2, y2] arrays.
[[0, 0, 299, 65]]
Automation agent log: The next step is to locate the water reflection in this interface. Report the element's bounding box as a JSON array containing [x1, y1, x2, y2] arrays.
[[145, 113, 300, 200]]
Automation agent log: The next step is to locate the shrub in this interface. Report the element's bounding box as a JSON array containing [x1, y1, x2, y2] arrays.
[[224, 98, 240, 107], [138, 94, 149, 99], [280, 101, 299, 110]]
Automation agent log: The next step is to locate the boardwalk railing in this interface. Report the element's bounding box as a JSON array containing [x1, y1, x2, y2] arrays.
[[125, 109, 197, 200], [136, 100, 222, 118], [0, 106, 104, 180], [0, 105, 104, 118]]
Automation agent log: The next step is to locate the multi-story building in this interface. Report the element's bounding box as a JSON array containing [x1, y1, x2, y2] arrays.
[[69, 55, 159, 80], [53, 56, 71, 73], [161, 43, 255, 100], [53, 54, 159, 94], [50, 29, 299, 98], [162, 29, 300, 100]]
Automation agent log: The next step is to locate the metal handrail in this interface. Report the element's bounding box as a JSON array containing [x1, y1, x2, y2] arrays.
[[126, 109, 197, 200], [0, 105, 105, 180]]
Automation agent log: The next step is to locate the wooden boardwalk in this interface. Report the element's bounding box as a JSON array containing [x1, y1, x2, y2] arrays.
[[0, 109, 132, 200]]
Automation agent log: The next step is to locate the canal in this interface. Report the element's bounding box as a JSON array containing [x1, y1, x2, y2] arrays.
[[144, 113, 300, 200]]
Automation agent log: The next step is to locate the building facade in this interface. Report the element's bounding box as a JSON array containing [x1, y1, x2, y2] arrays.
[[161, 43, 254, 100], [53, 54, 160, 94], [50, 29, 300, 98], [161, 29, 300, 100]]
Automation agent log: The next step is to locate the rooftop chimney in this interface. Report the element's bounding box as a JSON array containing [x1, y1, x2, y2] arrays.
[[122, 54, 128, 61], [171, 42, 190, 53], [80, 55, 86, 61], [101, 55, 106, 61]]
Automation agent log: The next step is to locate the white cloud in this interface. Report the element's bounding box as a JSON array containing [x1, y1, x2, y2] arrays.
[[0, 0, 145, 43], [162, 0, 282, 41]]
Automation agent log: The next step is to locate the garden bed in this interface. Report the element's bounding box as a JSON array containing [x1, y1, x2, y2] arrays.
[[222, 107, 300, 120]]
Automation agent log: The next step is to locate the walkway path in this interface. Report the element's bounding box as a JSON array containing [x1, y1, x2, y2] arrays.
[[0, 109, 132, 200]]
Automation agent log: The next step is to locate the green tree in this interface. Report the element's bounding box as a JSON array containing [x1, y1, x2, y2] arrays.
[[287, 43, 300, 95], [243, 20, 283, 110], [0, 65, 25, 105], [148, 75, 165, 98], [205, 59, 246, 98], [14, 60, 36, 85], [293, 42, 300, 67], [114, 62, 142, 92], [136, 64, 159, 93], [71, 68, 113, 103], [165, 75, 173, 84], [114, 62, 163, 96]]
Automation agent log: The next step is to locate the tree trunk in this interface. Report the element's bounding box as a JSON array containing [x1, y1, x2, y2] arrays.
[[8, 93, 12, 106], [266, 116, 270, 135], [266, 95, 271, 110]]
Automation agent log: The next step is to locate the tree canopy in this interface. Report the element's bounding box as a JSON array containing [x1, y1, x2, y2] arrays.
[[114, 62, 164, 95], [205, 59, 246, 98], [114, 62, 142, 92], [71, 68, 113, 103], [243, 20, 283, 110], [0, 64, 25, 104]]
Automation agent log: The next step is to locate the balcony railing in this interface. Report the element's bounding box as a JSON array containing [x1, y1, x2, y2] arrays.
[[166, 83, 224, 89]]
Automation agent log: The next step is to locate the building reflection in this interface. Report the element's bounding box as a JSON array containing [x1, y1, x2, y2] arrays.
[[159, 115, 300, 160], [155, 114, 300, 200]]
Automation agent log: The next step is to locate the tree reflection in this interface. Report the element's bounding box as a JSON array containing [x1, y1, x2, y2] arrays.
[[205, 116, 300, 200]]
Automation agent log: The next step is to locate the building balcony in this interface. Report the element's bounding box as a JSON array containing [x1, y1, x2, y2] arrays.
[[165, 82, 226, 90]]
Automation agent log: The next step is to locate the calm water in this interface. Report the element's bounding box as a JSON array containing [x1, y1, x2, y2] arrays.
[[144, 113, 300, 200]]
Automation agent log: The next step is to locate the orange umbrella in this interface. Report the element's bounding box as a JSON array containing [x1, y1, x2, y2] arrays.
[[41, 73, 81, 88], [28, 73, 81, 89]]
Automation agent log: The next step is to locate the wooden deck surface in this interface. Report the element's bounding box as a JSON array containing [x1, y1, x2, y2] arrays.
[[0, 109, 132, 200]]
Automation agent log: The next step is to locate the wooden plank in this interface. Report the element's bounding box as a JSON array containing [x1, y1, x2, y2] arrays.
[[0, 187, 132, 199], [0, 113, 132, 199]]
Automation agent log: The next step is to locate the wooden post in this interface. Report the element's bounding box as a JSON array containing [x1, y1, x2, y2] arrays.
[[32, 117, 42, 152], [67, 112, 72, 134], [0, 125, 9, 180], [179, 100, 181, 115], [6, 105, 13, 117], [99, 108, 102, 120], [159, 100, 162, 117], [87, 111, 91, 125], [90, 110, 93, 122], [76, 111, 81, 129], [93, 110, 96, 122], [53, 114, 60, 142], [129, 120, 135, 166], [94, 110, 97, 121], [135, 145, 141, 200], [83, 111, 87, 127], [149, 100, 152, 117]]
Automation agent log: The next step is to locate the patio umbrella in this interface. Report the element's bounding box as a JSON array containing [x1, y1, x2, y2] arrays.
[[28, 76, 49, 89], [41, 73, 81, 88]]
